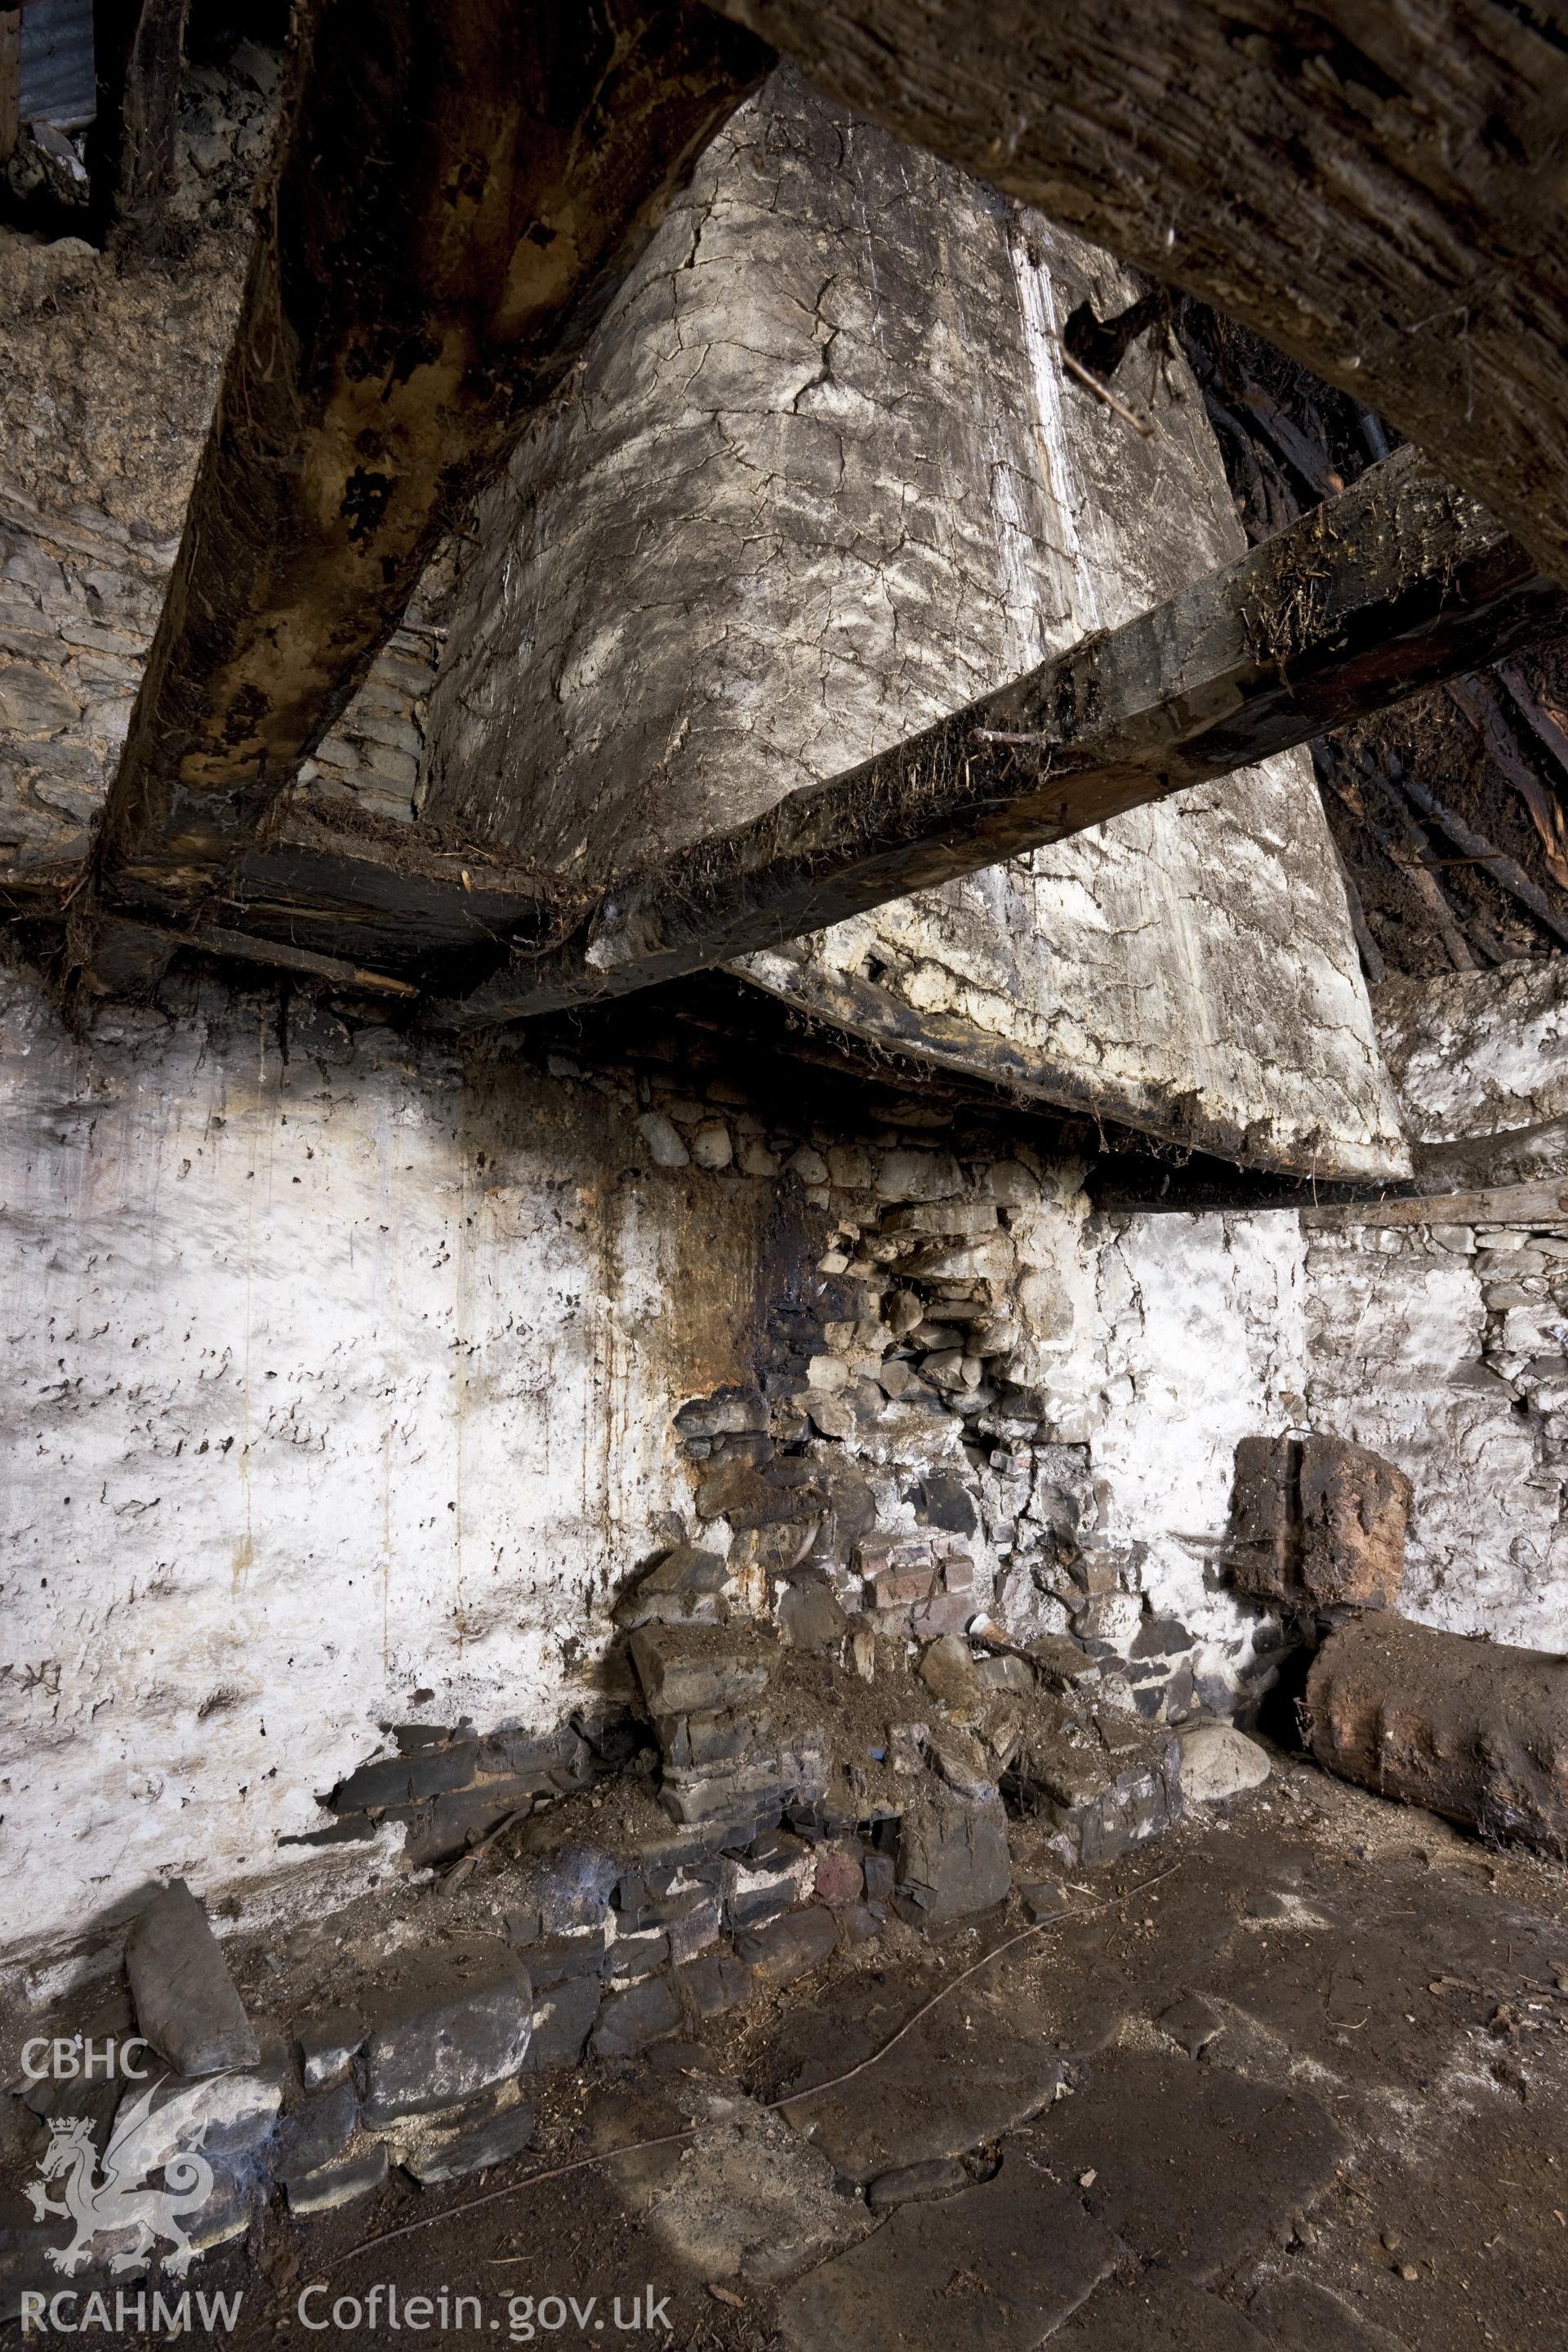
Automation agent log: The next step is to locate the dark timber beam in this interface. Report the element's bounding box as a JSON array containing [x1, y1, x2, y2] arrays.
[[87, 0, 769, 943], [0, 10, 20, 169], [38, 804, 573, 993], [1088, 1120, 1568, 1216], [91, 0, 190, 250], [711, 0, 1568, 594], [430, 446, 1566, 1031]]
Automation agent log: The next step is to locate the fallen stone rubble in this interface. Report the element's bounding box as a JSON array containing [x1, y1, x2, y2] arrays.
[[12, 1385, 1546, 2292], [3, 1576, 1241, 2286]]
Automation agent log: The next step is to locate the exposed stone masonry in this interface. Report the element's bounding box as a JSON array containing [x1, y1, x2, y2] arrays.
[[0, 481, 441, 879], [1303, 1213, 1568, 1650]]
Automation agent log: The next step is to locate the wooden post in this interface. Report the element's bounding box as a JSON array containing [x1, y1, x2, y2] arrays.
[[0, 8, 20, 169], [91, 0, 191, 251]]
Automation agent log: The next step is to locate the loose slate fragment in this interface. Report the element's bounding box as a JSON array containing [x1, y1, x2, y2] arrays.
[[286, 2141, 389, 2216], [1177, 1725, 1272, 1803], [124, 1879, 261, 2078], [361, 1940, 532, 2124], [896, 1791, 1011, 1921], [274, 2079, 359, 2183], [866, 2157, 969, 2211], [404, 2096, 536, 2185], [593, 1975, 681, 2058], [297, 2004, 367, 2090], [629, 1624, 776, 1716], [734, 1907, 839, 1987], [524, 1972, 603, 2072]]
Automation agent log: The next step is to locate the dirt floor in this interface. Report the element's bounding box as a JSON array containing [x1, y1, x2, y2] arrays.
[[11, 1753, 1557, 2351]]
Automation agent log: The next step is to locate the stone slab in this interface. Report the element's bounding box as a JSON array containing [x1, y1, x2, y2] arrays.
[[1056, 2270, 1270, 2348], [274, 2080, 359, 2183], [896, 1790, 1011, 1920], [297, 2004, 367, 2089], [734, 1907, 839, 1988], [124, 1880, 260, 2078], [113, 2062, 283, 2176], [778, 1984, 1067, 2183], [629, 1625, 775, 1717], [635, 2097, 875, 2287], [1038, 2051, 1347, 2283], [286, 2141, 390, 2216], [404, 2096, 536, 2185], [777, 2158, 1121, 2352], [1178, 1725, 1272, 1802], [1244, 2278, 1413, 2350], [593, 1975, 680, 2058], [362, 1940, 533, 2124], [525, 1971, 603, 2072]]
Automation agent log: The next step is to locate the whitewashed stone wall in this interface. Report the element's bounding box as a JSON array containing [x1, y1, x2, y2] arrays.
[[1302, 1218, 1568, 1650], [7, 946, 1567, 1981], [0, 957, 1310, 1980], [0, 474, 439, 880], [1378, 959, 1568, 1140], [1291, 957, 1568, 1653], [0, 970, 737, 1975]]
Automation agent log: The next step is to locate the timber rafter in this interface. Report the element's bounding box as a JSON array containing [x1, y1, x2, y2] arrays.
[[83, 0, 770, 955], [69, 1, 1568, 1017], [427, 447, 1565, 1029]]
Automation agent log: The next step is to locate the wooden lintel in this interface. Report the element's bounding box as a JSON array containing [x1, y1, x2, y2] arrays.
[[16, 803, 572, 995], [431, 445, 1566, 1031], [1300, 1178, 1568, 1232], [223, 803, 575, 978], [712, 0, 1568, 595], [89, 0, 770, 933]]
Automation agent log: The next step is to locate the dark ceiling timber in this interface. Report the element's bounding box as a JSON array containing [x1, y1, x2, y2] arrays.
[[1089, 1115, 1568, 1216], [708, 0, 1568, 595], [91, 0, 190, 249], [84, 0, 771, 943], [429, 446, 1565, 1030], [77, 0, 1568, 1013]]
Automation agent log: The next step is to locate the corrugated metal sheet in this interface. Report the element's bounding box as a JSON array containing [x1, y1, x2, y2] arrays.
[[19, 0, 95, 127]]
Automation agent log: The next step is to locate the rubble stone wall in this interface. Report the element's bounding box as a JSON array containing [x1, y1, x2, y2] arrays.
[[2, 959, 1302, 1981], [0, 472, 438, 880], [0, 46, 439, 890], [7, 949, 1566, 1978], [1298, 958, 1568, 1653], [1377, 958, 1568, 1141]]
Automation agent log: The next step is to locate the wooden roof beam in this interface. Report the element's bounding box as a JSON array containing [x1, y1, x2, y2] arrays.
[[83, 0, 768, 956], [711, 0, 1568, 594], [430, 446, 1565, 1030]]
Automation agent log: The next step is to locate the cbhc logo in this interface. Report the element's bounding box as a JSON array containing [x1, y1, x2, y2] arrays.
[[20, 2037, 154, 2081]]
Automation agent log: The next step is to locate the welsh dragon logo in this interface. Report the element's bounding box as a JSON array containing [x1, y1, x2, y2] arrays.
[[25, 2078, 216, 2277]]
